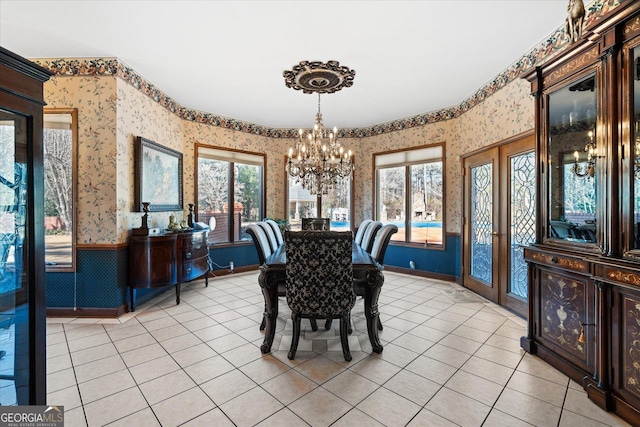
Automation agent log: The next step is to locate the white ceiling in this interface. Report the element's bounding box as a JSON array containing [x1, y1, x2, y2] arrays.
[[0, 0, 569, 130]]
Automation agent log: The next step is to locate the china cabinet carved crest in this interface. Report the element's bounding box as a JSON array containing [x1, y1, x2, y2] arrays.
[[521, 2, 640, 424]]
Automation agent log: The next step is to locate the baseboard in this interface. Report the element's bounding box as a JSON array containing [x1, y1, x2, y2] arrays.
[[209, 264, 258, 276], [47, 304, 128, 318], [384, 266, 459, 284]]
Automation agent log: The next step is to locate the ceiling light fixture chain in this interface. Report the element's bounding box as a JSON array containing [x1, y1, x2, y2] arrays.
[[284, 60, 355, 195]]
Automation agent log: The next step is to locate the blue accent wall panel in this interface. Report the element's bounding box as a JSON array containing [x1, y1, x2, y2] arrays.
[[209, 244, 258, 271], [46, 248, 128, 309], [384, 234, 460, 278]]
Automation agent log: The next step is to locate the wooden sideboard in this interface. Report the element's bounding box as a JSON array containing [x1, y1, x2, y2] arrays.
[[129, 230, 209, 311]]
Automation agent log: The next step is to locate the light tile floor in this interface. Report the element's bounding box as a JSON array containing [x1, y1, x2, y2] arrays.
[[45, 271, 632, 427]]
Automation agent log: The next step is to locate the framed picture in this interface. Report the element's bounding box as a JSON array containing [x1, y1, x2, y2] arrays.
[[134, 136, 183, 212]]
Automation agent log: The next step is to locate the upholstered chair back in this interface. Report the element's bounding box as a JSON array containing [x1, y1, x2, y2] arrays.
[[257, 221, 279, 252], [264, 219, 284, 246], [370, 224, 398, 265], [246, 223, 272, 265], [360, 221, 382, 253], [285, 231, 355, 318], [301, 217, 330, 231], [354, 219, 373, 245]]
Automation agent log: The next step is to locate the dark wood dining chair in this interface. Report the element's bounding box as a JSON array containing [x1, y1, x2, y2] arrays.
[[285, 230, 355, 361]]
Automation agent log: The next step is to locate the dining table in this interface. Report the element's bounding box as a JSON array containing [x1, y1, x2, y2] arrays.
[[258, 241, 384, 354]]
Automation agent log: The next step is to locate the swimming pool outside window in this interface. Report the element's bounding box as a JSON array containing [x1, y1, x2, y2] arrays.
[[375, 144, 444, 246]]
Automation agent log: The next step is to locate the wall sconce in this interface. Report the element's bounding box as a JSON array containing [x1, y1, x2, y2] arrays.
[[572, 130, 596, 178]]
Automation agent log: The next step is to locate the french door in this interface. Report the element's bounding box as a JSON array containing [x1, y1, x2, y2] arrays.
[[463, 135, 535, 317]]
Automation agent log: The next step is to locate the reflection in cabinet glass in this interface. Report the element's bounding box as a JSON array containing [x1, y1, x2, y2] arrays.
[[633, 46, 640, 249], [548, 73, 597, 243]]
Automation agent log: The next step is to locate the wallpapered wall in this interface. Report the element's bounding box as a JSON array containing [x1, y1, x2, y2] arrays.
[[37, 0, 624, 246], [43, 74, 118, 244], [41, 64, 534, 244]]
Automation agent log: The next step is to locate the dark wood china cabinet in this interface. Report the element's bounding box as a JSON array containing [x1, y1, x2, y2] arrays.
[[521, 2, 640, 424]]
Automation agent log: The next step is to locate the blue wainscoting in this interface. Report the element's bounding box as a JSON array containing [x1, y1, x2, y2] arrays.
[[46, 236, 461, 311], [383, 234, 461, 279], [46, 248, 128, 309], [209, 243, 258, 272]]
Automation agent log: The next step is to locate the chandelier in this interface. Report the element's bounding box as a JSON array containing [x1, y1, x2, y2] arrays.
[[283, 60, 355, 195], [572, 130, 596, 178]]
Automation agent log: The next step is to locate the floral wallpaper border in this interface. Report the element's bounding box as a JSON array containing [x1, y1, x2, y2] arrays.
[[32, 0, 620, 138]]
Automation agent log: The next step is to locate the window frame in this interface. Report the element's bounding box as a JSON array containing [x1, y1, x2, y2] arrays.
[[373, 143, 446, 249], [284, 156, 355, 231], [195, 144, 266, 245], [43, 108, 78, 272]]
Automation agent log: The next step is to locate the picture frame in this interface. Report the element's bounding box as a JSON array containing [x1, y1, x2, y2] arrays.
[[134, 136, 183, 212]]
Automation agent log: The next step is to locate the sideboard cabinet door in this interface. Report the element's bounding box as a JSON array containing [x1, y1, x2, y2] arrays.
[[529, 261, 596, 380], [611, 284, 640, 419]]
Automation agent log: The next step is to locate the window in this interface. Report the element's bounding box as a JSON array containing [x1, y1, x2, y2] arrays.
[[43, 108, 77, 271], [375, 144, 444, 246], [286, 174, 352, 231], [196, 145, 265, 244]]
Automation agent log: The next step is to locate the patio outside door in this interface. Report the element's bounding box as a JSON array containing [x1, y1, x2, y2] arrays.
[[463, 135, 535, 317]]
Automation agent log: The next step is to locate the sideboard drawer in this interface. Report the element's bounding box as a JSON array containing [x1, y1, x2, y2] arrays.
[[181, 255, 209, 282], [524, 248, 590, 274]]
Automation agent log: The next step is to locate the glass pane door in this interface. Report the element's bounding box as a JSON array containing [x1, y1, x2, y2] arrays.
[[501, 140, 536, 317], [470, 163, 493, 284], [509, 152, 536, 299], [465, 135, 535, 316]]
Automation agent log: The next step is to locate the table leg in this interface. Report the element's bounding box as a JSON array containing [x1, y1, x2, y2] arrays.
[[259, 267, 278, 354], [364, 268, 384, 353]]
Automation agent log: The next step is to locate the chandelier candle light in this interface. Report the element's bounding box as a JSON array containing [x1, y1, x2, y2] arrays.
[[572, 130, 596, 178], [284, 60, 356, 195]]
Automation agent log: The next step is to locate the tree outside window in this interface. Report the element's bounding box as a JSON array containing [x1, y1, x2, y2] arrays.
[[375, 144, 444, 246], [196, 146, 264, 244]]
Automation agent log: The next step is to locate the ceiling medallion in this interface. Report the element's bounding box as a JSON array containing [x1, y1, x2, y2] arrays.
[[283, 60, 355, 94], [284, 60, 355, 195]]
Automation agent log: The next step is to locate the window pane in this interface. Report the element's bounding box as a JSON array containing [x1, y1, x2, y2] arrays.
[[43, 126, 73, 266], [410, 162, 443, 245], [43, 111, 75, 269], [321, 176, 351, 231], [234, 163, 262, 240], [287, 176, 317, 231], [378, 166, 405, 241], [198, 157, 230, 243]]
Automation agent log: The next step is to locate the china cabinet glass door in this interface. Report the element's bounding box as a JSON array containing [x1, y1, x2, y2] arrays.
[[631, 45, 640, 250], [546, 73, 598, 245], [0, 110, 31, 405]]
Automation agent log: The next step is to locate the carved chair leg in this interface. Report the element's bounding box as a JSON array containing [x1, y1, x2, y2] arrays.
[[324, 319, 332, 330], [340, 315, 352, 362], [310, 319, 318, 331], [378, 315, 383, 331], [260, 315, 266, 331], [289, 313, 301, 360]]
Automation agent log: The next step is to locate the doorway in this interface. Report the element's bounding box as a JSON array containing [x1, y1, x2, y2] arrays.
[[463, 134, 535, 317]]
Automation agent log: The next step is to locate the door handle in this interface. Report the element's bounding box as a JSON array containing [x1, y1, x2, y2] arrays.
[[492, 232, 499, 236]]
